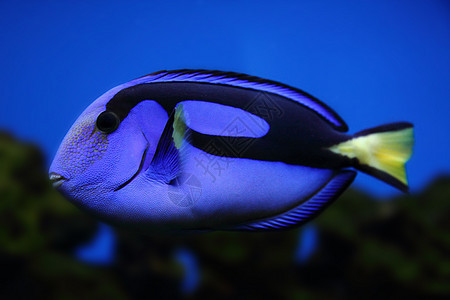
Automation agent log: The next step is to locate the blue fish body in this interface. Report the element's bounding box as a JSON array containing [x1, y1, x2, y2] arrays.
[[49, 70, 414, 233]]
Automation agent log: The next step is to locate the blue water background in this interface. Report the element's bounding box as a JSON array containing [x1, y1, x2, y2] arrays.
[[1, 2, 449, 289], [74, 223, 116, 266], [0, 0, 449, 195]]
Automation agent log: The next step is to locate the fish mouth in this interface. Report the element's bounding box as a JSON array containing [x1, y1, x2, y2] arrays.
[[49, 172, 67, 189]]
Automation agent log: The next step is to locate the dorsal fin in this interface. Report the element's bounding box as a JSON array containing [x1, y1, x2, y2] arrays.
[[123, 69, 348, 132]]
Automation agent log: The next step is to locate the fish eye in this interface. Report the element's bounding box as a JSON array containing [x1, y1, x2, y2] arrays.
[[96, 111, 120, 133]]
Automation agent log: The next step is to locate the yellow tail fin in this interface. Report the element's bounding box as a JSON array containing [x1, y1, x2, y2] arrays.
[[329, 123, 414, 192]]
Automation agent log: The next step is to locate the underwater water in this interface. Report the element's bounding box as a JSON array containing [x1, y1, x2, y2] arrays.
[[0, 0, 449, 299]]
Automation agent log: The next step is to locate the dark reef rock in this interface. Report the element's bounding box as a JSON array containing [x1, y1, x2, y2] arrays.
[[0, 133, 449, 299]]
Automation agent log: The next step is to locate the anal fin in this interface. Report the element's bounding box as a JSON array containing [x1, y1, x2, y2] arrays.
[[230, 170, 356, 231]]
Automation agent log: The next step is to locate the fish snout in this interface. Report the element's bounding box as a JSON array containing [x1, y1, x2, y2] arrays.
[[49, 172, 67, 189]]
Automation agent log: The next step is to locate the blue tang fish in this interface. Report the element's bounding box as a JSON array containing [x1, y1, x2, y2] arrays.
[[49, 70, 414, 233]]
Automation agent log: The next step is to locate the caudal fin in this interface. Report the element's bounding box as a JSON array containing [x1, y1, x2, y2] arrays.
[[329, 122, 414, 192]]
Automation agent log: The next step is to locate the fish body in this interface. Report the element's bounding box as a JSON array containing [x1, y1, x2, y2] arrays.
[[49, 70, 414, 233]]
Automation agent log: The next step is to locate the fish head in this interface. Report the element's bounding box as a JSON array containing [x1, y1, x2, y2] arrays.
[[49, 87, 168, 219]]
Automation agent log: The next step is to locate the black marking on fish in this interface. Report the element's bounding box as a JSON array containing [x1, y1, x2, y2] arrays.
[[106, 81, 351, 169], [137, 69, 348, 131]]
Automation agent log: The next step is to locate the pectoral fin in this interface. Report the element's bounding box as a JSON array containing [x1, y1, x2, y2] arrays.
[[146, 104, 191, 183]]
